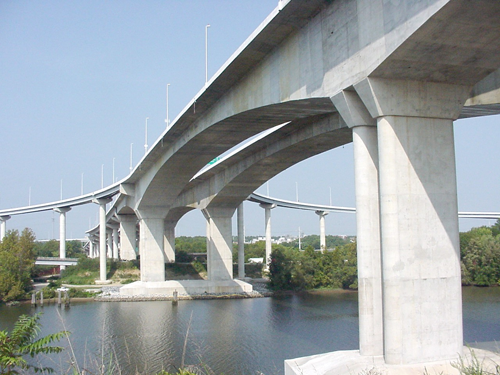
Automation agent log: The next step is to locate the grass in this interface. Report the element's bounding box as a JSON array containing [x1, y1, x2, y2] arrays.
[[451, 348, 500, 375]]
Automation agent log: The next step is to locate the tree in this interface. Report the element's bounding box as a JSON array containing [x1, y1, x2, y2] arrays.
[[33, 240, 59, 258], [175, 236, 207, 254], [0, 313, 67, 374], [0, 229, 36, 302], [461, 234, 500, 286], [269, 247, 295, 290], [243, 241, 266, 262], [492, 219, 500, 237], [459, 226, 492, 259], [268, 242, 358, 291], [34, 240, 84, 258]]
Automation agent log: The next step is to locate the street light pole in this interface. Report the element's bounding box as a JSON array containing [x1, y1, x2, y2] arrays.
[[205, 24, 210, 85], [130, 143, 133, 172], [165, 83, 170, 128], [144, 117, 149, 154]]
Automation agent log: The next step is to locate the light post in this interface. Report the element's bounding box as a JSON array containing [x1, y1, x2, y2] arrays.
[[165, 83, 170, 128], [144, 117, 149, 154], [205, 24, 210, 85], [130, 143, 133, 172]]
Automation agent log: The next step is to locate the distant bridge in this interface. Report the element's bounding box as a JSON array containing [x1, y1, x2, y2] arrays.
[[35, 257, 78, 266]]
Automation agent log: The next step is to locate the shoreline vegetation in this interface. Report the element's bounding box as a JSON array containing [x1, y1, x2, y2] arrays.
[[1, 220, 499, 305]]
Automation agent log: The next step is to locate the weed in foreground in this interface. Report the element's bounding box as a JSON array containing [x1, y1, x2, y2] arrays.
[[451, 348, 500, 375]]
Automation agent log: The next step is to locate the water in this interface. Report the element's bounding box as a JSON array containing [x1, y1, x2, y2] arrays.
[[0, 288, 499, 375]]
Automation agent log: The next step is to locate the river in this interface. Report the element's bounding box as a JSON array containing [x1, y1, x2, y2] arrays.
[[0, 287, 499, 375]]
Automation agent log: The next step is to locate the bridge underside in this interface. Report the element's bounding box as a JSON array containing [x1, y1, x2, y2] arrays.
[[88, 0, 500, 373]]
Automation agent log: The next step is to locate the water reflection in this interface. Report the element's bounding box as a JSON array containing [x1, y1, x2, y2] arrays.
[[0, 287, 498, 375]]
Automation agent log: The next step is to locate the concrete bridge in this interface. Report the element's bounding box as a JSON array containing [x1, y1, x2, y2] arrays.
[[35, 257, 78, 267], [2, 0, 500, 373]]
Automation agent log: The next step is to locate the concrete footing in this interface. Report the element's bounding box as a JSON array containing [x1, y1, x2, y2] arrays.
[[285, 347, 500, 375], [120, 279, 253, 297], [95, 280, 112, 285]]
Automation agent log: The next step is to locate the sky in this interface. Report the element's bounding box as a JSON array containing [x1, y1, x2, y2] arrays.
[[0, 1, 499, 241]]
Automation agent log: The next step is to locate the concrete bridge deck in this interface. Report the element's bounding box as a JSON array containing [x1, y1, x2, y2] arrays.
[[2, 0, 500, 373]]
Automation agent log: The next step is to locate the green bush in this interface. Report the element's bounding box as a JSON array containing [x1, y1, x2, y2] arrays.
[[0, 229, 36, 302], [269, 243, 358, 291], [63, 274, 96, 285], [0, 313, 67, 374], [68, 288, 100, 298], [40, 287, 56, 299], [460, 222, 500, 286]]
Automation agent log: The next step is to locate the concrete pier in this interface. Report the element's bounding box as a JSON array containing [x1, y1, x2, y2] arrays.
[[107, 230, 113, 259], [332, 89, 383, 356], [0, 215, 10, 241], [138, 210, 166, 282], [117, 214, 137, 260], [355, 78, 471, 364], [315, 211, 328, 251], [94, 197, 112, 283], [164, 220, 176, 263], [237, 203, 245, 279], [203, 207, 235, 281], [111, 224, 119, 260], [260, 203, 275, 268], [54, 207, 71, 271]]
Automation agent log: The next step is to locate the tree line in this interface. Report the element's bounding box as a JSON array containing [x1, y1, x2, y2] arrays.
[[1, 221, 500, 302], [268, 220, 500, 291]]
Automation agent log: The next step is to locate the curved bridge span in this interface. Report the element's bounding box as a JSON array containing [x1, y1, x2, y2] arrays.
[[2, 0, 500, 373]]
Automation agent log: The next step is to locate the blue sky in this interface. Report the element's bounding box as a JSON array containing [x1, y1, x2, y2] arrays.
[[1, 1, 499, 240]]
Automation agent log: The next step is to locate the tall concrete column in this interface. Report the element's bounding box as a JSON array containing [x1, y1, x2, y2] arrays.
[[111, 225, 119, 260], [315, 211, 328, 251], [0, 215, 11, 241], [203, 207, 235, 281], [107, 230, 113, 258], [54, 207, 71, 271], [88, 238, 95, 258], [137, 209, 166, 282], [332, 90, 383, 357], [93, 197, 112, 283], [355, 78, 471, 365], [259, 203, 275, 268], [117, 215, 137, 260], [164, 221, 176, 263], [237, 203, 245, 279], [90, 236, 99, 258]]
